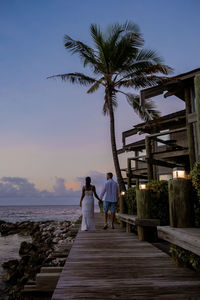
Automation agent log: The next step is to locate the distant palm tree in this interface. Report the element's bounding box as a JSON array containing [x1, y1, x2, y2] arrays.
[[48, 21, 172, 191]]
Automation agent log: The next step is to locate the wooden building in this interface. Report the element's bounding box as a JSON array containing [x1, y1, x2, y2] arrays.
[[118, 68, 200, 187]]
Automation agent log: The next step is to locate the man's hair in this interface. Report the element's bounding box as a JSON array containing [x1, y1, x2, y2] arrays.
[[107, 172, 113, 178]]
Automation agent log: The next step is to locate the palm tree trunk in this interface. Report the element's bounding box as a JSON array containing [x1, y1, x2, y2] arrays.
[[107, 92, 126, 192]]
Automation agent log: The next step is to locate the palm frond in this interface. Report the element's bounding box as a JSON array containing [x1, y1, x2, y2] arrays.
[[87, 77, 105, 93], [126, 93, 160, 121], [47, 72, 96, 86], [117, 75, 166, 89], [64, 35, 101, 74], [90, 24, 109, 73]]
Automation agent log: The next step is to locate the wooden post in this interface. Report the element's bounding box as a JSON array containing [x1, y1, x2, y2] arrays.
[[119, 194, 126, 228], [135, 151, 139, 188], [127, 158, 132, 188], [136, 190, 157, 242], [145, 136, 153, 180], [194, 75, 200, 160], [168, 179, 194, 228], [126, 223, 131, 233], [185, 87, 196, 169], [152, 140, 157, 180]]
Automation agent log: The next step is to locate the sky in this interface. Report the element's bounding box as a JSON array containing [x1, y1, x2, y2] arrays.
[[0, 0, 200, 204]]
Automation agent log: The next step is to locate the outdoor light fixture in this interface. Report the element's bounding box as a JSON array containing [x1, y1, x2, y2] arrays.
[[139, 184, 147, 190], [121, 191, 125, 196], [172, 167, 186, 179]]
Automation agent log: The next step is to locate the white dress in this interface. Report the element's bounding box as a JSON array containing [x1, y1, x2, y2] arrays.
[[81, 189, 96, 231]]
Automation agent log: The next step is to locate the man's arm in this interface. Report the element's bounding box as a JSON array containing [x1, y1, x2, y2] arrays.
[[100, 183, 106, 200]]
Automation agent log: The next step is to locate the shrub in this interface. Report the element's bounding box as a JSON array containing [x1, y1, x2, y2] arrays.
[[191, 162, 200, 197], [191, 162, 200, 226], [147, 180, 169, 225], [170, 245, 200, 271], [124, 187, 137, 215]]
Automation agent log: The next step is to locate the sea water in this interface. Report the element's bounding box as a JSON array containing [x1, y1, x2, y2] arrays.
[[0, 205, 99, 296]]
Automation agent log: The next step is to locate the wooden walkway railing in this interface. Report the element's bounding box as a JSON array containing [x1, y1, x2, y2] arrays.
[[52, 213, 200, 299]]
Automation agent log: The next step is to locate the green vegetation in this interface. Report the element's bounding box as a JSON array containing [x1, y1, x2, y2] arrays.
[[147, 180, 169, 225], [123, 182, 169, 225], [191, 162, 200, 226], [170, 245, 200, 271], [124, 187, 137, 214], [49, 21, 172, 191], [191, 161, 200, 197]]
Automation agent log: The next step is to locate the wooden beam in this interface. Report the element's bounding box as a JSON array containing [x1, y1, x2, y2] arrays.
[[117, 148, 125, 155], [153, 148, 188, 156], [153, 137, 185, 150], [116, 213, 160, 227], [147, 158, 184, 169], [194, 75, 200, 159], [145, 136, 153, 180], [158, 226, 200, 257], [129, 174, 148, 180], [185, 87, 196, 169], [149, 127, 186, 138], [188, 112, 197, 123], [127, 158, 132, 188], [127, 157, 147, 164]]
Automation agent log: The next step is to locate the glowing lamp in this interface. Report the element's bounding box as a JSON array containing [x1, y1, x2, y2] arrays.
[[121, 191, 125, 196], [172, 167, 186, 179], [139, 184, 147, 190]]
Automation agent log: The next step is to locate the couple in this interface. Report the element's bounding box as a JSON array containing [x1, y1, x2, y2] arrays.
[[80, 172, 119, 231]]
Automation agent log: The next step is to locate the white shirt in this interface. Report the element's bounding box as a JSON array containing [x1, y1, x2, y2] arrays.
[[100, 179, 118, 203]]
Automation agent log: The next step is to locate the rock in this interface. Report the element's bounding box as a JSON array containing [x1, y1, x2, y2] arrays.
[[19, 241, 38, 256], [52, 237, 60, 243], [2, 259, 19, 270], [1, 218, 78, 299]]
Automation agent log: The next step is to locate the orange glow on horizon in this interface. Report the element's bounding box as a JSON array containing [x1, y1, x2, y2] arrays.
[[66, 181, 81, 191]]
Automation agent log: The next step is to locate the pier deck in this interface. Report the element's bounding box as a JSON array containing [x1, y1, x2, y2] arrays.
[[52, 213, 200, 299]]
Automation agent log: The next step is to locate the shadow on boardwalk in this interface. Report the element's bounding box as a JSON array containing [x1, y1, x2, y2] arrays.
[[52, 213, 200, 300]]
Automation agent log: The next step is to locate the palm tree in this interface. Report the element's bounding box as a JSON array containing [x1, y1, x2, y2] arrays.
[[48, 21, 172, 192]]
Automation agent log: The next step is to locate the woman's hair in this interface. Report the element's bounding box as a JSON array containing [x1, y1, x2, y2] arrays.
[[85, 177, 91, 189]]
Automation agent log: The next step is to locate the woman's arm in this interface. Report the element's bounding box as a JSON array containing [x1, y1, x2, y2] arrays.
[[93, 186, 101, 201], [80, 187, 85, 207]]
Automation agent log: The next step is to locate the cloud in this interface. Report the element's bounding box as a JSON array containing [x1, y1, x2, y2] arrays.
[[0, 177, 41, 197], [53, 177, 80, 197], [0, 171, 111, 205], [0, 176, 80, 199]]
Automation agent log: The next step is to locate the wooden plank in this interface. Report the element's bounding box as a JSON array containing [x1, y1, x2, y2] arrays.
[[52, 213, 200, 300], [116, 213, 160, 226], [185, 87, 196, 168], [158, 226, 200, 256], [188, 112, 197, 123], [148, 158, 184, 168]]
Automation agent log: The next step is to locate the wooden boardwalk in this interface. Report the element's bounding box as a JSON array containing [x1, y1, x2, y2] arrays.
[[52, 213, 200, 299]]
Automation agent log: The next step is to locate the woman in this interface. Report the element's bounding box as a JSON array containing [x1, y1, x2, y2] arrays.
[[80, 177, 101, 231]]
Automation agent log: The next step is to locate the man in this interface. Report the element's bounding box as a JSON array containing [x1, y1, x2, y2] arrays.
[[100, 172, 119, 229]]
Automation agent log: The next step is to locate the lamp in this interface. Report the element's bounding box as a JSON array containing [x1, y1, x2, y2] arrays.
[[121, 191, 125, 196], [139, 184, 147, 190], [172, 167, 186, 179]]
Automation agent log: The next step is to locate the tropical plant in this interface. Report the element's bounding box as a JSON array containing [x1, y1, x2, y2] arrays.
[[124, 187, 137, 214], [191, 162, 200, 226], [147, 180, 169, 225], [48, 21, 172, 191], [191, 161, 200, 197]]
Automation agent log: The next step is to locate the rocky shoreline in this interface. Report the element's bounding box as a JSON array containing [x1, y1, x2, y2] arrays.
[[0, 218, 80, 300]]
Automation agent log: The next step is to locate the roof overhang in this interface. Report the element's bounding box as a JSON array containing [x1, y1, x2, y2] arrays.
[[140, 68, 200, 107]]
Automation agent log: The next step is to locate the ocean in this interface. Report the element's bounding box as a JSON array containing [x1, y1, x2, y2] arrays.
[[0, 205, 99, 296], [0, 205, 84, 223]]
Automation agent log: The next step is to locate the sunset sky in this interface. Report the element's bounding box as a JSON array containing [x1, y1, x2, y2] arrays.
[[0, 0, 200, 204]]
